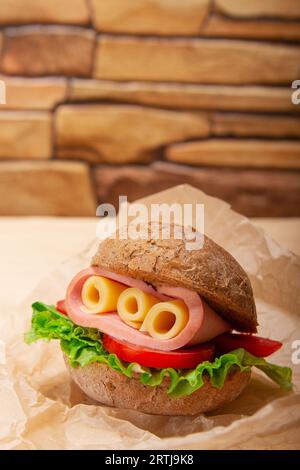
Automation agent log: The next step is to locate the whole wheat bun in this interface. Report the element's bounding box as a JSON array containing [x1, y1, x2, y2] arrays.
[[66, 358, 251, 415], [66, 222, 255, 415], [92, 222, 257, 332]]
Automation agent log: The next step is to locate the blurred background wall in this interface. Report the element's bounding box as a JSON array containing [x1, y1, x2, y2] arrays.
[[0, 0, 300, 217]]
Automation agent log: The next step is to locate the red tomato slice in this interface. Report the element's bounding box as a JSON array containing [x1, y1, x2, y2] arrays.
[[56, 299, 67, 316], [103, 334, 214, 369], [214, 333, 282, 357]]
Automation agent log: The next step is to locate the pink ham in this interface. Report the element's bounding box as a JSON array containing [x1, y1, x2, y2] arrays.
[[65, 267, 230, 351]]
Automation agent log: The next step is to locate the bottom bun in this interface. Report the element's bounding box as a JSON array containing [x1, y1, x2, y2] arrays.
[[65, 356, 251, 415]]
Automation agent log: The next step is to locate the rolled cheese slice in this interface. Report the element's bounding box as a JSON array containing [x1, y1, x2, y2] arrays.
[[117, 287, 158, 329], [141, 300, 189, 340], [81, 275, 126, 314], [66, 267, 230, 350]]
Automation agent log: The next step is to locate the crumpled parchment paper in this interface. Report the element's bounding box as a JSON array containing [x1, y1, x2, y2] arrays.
[[1, 185, 299, 450]]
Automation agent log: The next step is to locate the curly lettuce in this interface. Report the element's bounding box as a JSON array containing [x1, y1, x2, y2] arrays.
[[25, 302, 292, 398]]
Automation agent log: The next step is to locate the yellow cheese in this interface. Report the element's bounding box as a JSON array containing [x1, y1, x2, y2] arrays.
[[117, 287, 158, 329], [141, 300, 189, 340], [81, 275, 126, 314]]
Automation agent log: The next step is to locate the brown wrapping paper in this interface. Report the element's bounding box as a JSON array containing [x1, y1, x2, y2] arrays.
[[1, 185, 299, 449]]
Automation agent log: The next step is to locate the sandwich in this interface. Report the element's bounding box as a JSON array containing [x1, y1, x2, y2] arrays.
[[25, 223, 292, 415]]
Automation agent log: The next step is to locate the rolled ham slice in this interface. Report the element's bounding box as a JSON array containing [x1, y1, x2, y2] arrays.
[[65, 267, 230, 351]]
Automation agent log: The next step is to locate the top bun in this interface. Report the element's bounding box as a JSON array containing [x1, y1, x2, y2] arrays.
[[92, 223, 257, 332]]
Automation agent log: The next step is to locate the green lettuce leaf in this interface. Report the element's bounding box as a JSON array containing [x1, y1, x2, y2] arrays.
[[25, 302, 293, 398]]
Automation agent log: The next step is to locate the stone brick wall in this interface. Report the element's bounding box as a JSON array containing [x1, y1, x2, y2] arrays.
[[0, 0, 300, 217]]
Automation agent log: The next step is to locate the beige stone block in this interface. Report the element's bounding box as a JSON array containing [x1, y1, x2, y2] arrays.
[[0, 0, 89, 25], [204, 14, 300, 41], [0, 80, 5, 104], [91, 0, 209, 35], [94, 161, 300, 217], [70, 79, 299, 114], [0, 161, 96, 216], [0, 35, 4, 103], [0, 111, 51, 159], [95, 36, 300, 85], [55, 104, 210, 164], [0, 76, 67, 110], [216, 0, 300, 19], [212, 113, 300, 138], [166, 139, 300, 169], [1, 26, 95, 77]]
